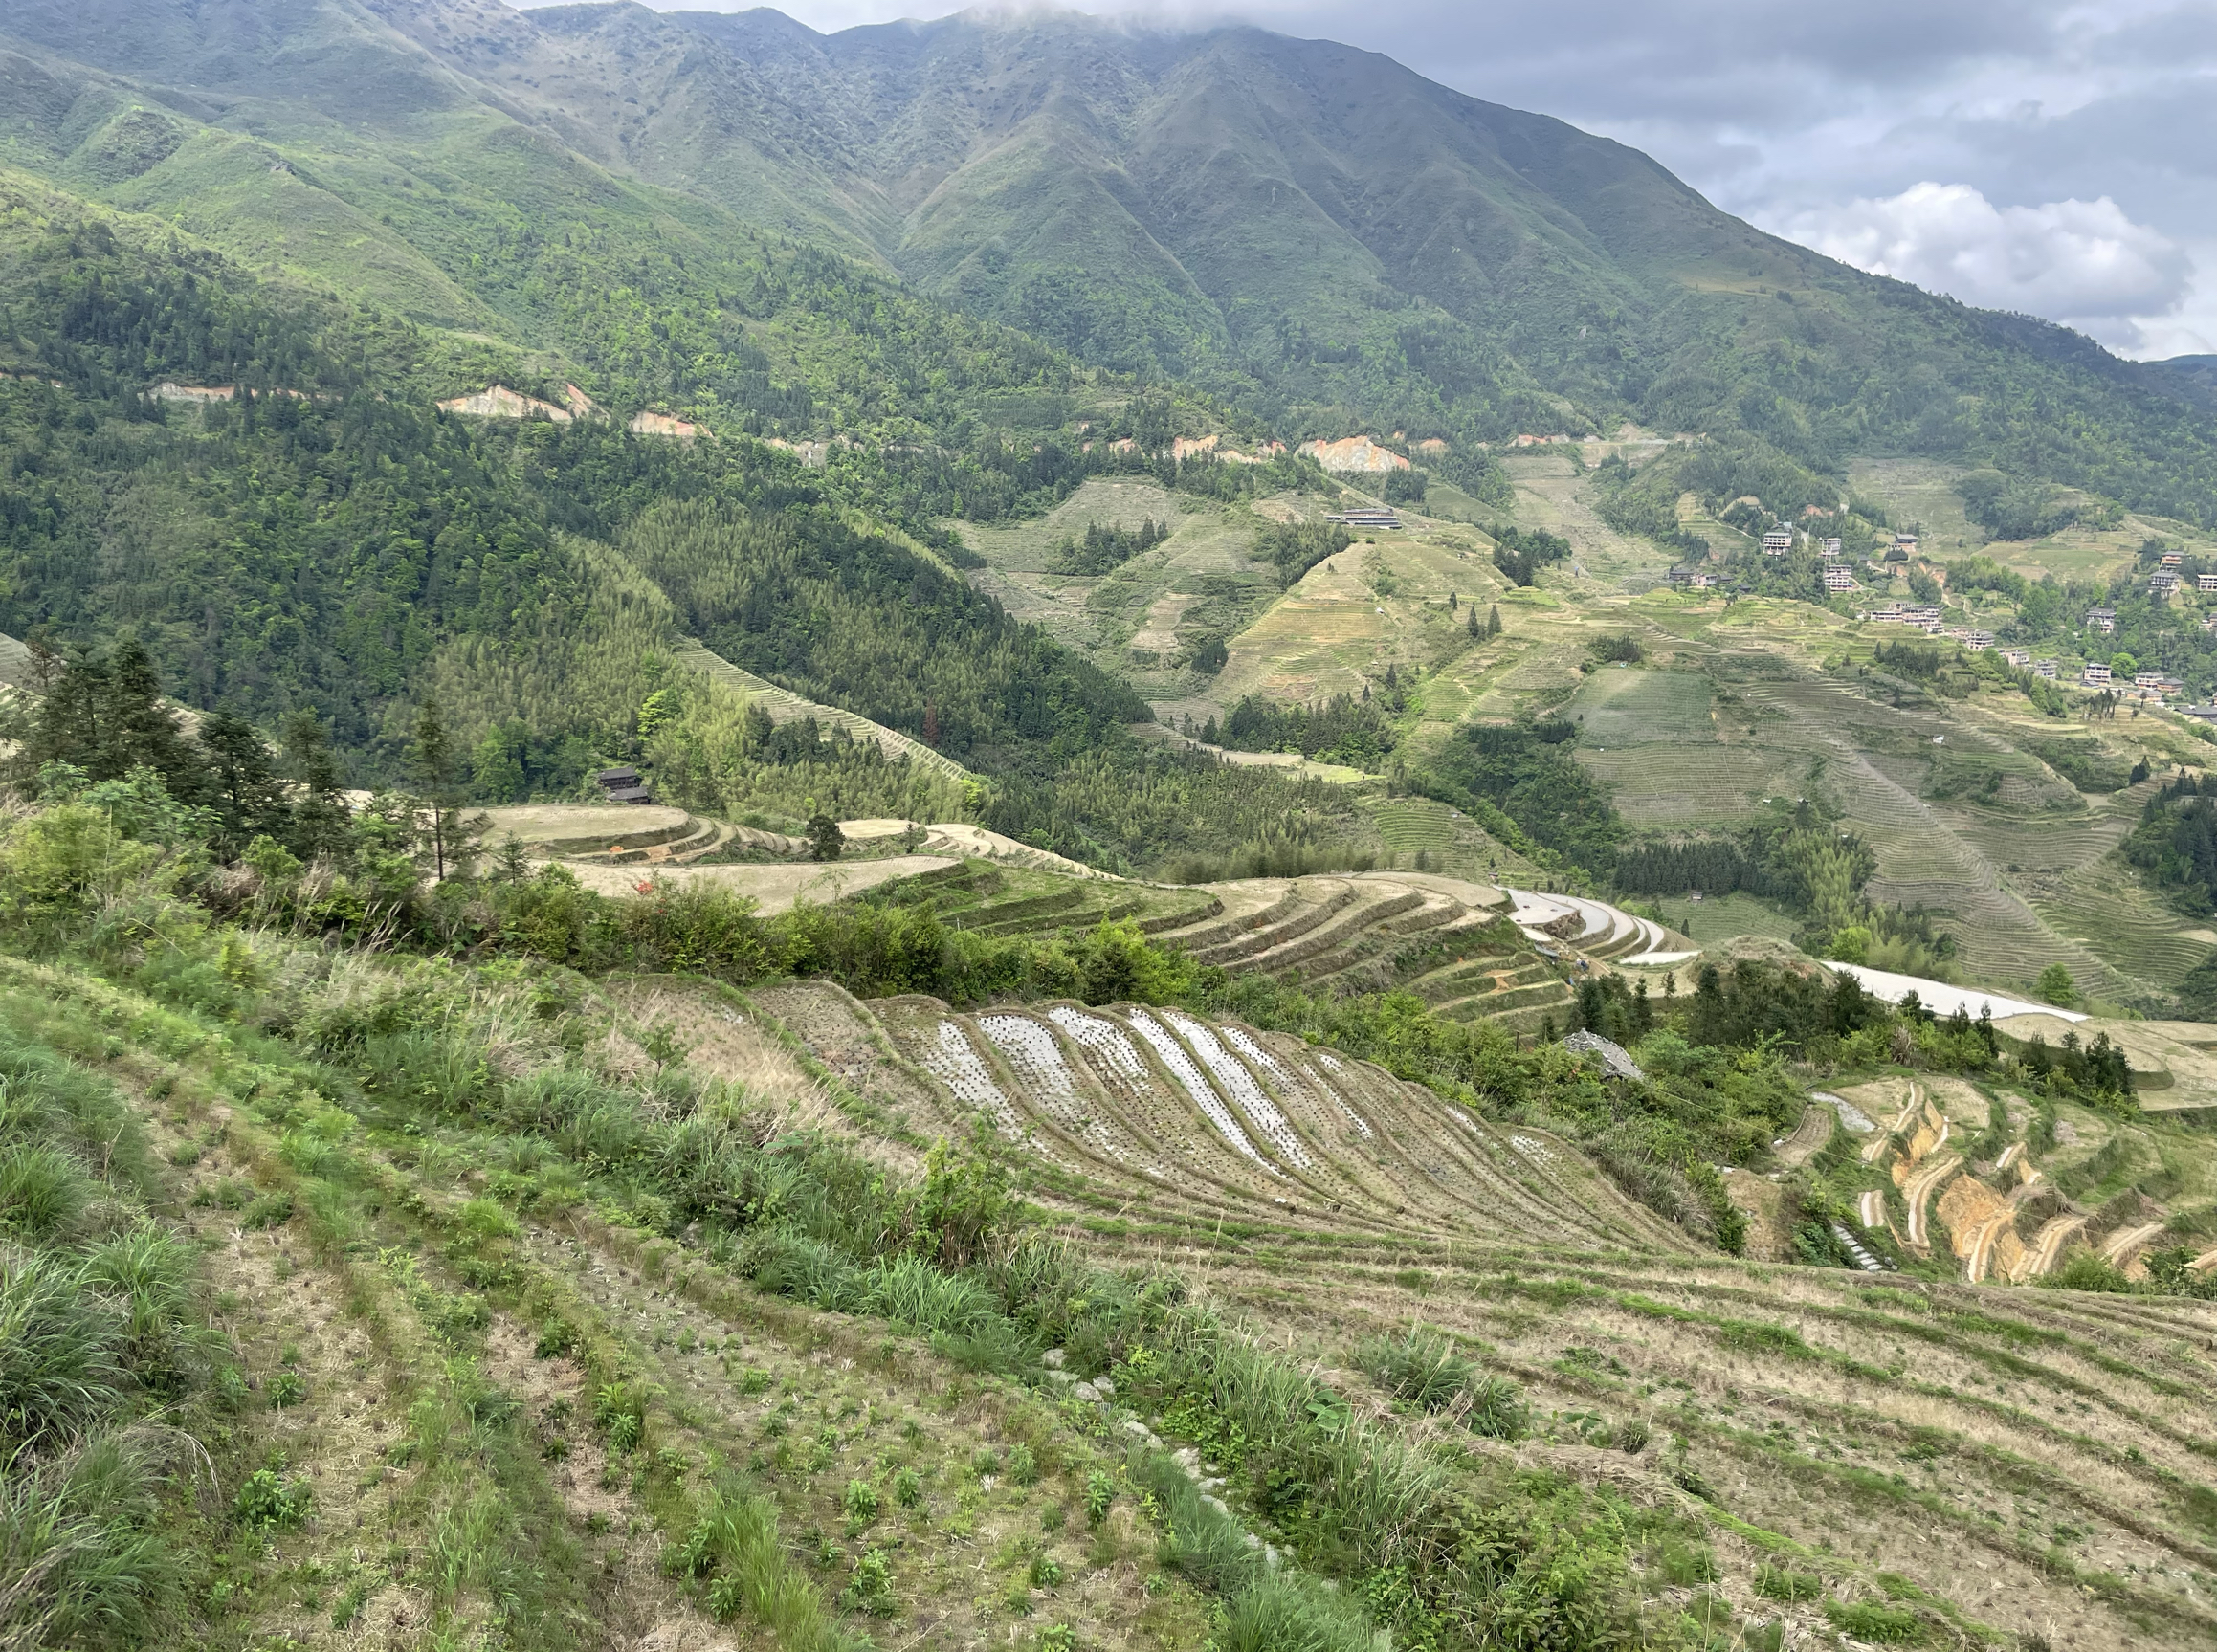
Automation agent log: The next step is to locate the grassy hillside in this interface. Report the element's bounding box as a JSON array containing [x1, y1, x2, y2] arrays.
[[1065, 439, 2217, 1012], [5, 759, 2216, 1652]]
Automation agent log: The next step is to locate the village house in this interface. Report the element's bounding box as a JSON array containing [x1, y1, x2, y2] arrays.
[[2087, 607, 2117, 635], [1762, 527, 1793, 555], [2001, 647, 2031, 667], [1668, 564, 1718, 590], [2199, 573, 2217, 593], [595, 766, 655, 804], [1822, 564, 1858, 594], [2083, 662, 2113, 686], [2152, 570, 2180, 596], [2034, 659, 2058, 679], [2162, 550, 2184, 568]]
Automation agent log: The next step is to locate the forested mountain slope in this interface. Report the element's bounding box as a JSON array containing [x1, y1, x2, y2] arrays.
[[1, 0, 2211, 528], [353, 0, 2217, 521], [0, 177, 1148, 793]]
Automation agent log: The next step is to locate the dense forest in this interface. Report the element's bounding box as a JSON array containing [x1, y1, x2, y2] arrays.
[[1214, 689, 1405, 768], [2126, 775, 2217, 916]]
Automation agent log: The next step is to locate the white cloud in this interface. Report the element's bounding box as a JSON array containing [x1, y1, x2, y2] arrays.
[[1784, 182, 2197, 350]]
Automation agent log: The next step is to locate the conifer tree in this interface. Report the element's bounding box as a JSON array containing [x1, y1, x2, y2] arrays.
[[26, 641, 211, 801], [410, 697, 462, 880], [283, 710, 352, 864], [199, 712, 287, 854]]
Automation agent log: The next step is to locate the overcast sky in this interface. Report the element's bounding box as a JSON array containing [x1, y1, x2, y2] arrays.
[[583, 0, 2217, 360]]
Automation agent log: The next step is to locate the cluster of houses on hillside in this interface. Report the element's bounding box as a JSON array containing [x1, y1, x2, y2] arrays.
[[2078, 661, 2188, 697], [2138, 550, 2217, 600], [1862, 602, 1946, 630], [1759, 526, 1847, 558]]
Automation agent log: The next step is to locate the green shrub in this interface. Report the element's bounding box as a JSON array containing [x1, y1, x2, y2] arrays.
[[238, 1191, 295, 1231], [2040, 1251, 2134, 1293], [1466, 1374, 1529, 1441], [1650, 1534, 1718, 1587], [843, 1479, 879, 1523], [1755, 1565, 1823, 1602], [894, 1467, 924, 1509], [594, 1382, 645, 1451], [1008, 1443, 1039, 1487], [1084, 1469, 1114, 1526], [234, 1466, 312, 1531], [1030, 1553, 1063, 1588], [1825, 1598, 1925, 1641], [842, 1547, 897, 1617]]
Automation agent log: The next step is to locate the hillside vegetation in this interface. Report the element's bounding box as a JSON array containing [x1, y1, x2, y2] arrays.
[[3, 709, 2217, 1652]]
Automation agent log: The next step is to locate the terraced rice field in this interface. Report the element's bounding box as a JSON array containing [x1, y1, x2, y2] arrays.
[[18, 893, 2217, 1652], [479, 803, 797, 866], [1574, 743, 1785, 825], [764, 953, 2217, 1650], [1370, 797, 1456, 853], [1562, 668, 1717, 743], [1813, 1073, 2207, 1292], [2027, 852, 2216, 991], [758, 979, 1682, 1251]]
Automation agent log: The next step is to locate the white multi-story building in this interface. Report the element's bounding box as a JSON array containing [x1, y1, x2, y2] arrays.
[[1822, 564, 1858, 593], [2083, 661, 2113, 686]]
